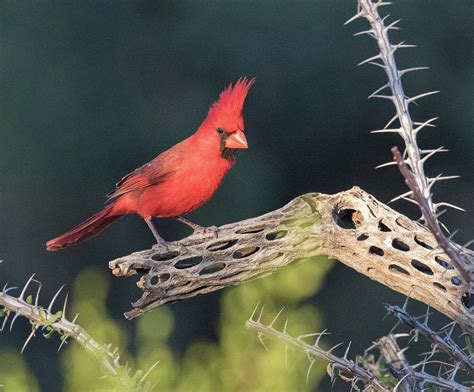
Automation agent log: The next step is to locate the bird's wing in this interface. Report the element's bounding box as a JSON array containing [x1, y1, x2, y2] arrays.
[[106, 146, 181, 200]]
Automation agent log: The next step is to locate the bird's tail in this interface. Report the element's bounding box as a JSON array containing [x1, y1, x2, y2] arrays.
[[46, 204, 121, 251]]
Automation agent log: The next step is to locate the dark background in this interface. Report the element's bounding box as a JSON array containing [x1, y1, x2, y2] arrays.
[[1, 1, 472, 390]]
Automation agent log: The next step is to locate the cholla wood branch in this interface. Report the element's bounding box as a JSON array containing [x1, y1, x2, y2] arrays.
[[0, 275, 156, 391], [110, 187, 473, 335], [247, 308, 473, 391], [347, 0, 473, 289]]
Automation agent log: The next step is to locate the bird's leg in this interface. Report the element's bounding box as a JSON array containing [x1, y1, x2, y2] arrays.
[[176, 216, 219, 238], [144, 218, 168, 247]]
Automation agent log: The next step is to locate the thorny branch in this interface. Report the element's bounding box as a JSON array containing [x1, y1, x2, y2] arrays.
[[246, 306, 389, 391], [248, 307, 473, 391], [385, 303, 474, 375], [0, 274, 157, 391], [393, 147, 474, 291], [348, 0, 473, 289]]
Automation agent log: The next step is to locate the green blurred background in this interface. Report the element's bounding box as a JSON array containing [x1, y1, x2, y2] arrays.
[[0, 1, 472, 391]]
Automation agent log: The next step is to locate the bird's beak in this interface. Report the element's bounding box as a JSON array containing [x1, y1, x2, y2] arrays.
[[225, 130, 248, 149]]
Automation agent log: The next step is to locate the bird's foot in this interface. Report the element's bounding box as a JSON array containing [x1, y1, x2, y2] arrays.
[[152, 238, 170, 251]]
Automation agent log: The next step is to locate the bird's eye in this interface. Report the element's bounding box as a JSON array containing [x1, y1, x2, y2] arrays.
[[216, 128, 224, 135]]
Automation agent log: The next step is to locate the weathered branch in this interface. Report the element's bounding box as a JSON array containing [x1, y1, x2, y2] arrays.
[[110, 187, 473, 336], [0, 276, 156, 391]]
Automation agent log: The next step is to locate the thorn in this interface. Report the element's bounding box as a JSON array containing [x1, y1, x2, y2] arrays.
[[257, 305, 265, 322], [434, 202, 465, 212], [389, 190, 413, 203], [326, 342, 344, 355], [353, 29, 376, 38], [398, 66, 429, 77], [407, 90, 440, 104], [375, 161, 399, 169], [270, 307, 285, 328], [369, 94, 393, 100], [306, 358, 315, 385], [344, 12, 362, 26], [368, 83, 390, 99], [384, 113, 399, 129], [385, 18, 401, 31], [57, 335, 69, 353], [357, 53, 382, 67], [34, 282, 42, 307], [258, 332, 269, 351], [47, 285, 65, 313], [420, 146, 447, 164], [343, 341, 352, 359], [21, 327, 38, 354], [61, 293, 69, 320], [19, 274, 36, 300], [283, 318, 288, 333], [140, 360, 160, 384], [368, 61, 387, 69], [10, 312, 20, 331], [371, 128, 400, 134], [249, 301, 261, 321]]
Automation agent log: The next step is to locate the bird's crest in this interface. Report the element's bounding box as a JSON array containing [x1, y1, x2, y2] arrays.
[[206, 77, 255, 131]]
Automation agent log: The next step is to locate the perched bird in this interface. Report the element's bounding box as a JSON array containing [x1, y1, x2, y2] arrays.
[[46, 77, 254, 251]]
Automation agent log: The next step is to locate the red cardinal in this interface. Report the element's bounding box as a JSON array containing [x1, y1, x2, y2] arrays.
[[46, 77, 254, 251]]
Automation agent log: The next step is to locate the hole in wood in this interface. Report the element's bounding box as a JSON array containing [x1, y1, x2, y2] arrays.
[[392, 239, 410, 252], [369, 246, 384, 256], [259, 252, 284, 264], [433, 282, 447, 291], [378, 220, 392, 232], [395, 217, 412, 230], [411, 259, 433, 275], [266, 230, 288, 241], [389, 264, 410, 276], [174, 257, 203, 269], [150, 273, 170, 285], [152, 251, 180, 262], [414, 235, 433, 250], [206, 240, 238, 251], [461, 292, 472, 310], [135, 267, 150, 274], [233, 247, 260, 259], [435, 256, 454, 270], [235, 227, 264, 234], [199, 263, 226, 275], [451, 277, 462, 286], [357, 233, 369, 241], [334, 208, 359, 229]]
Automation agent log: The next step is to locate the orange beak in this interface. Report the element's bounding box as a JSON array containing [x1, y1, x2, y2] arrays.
[[225, 130, 248, 149]]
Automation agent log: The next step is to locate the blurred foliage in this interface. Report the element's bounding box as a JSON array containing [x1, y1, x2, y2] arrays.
[[0, 348, 39, 391], [61, 257, 331, 391]]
